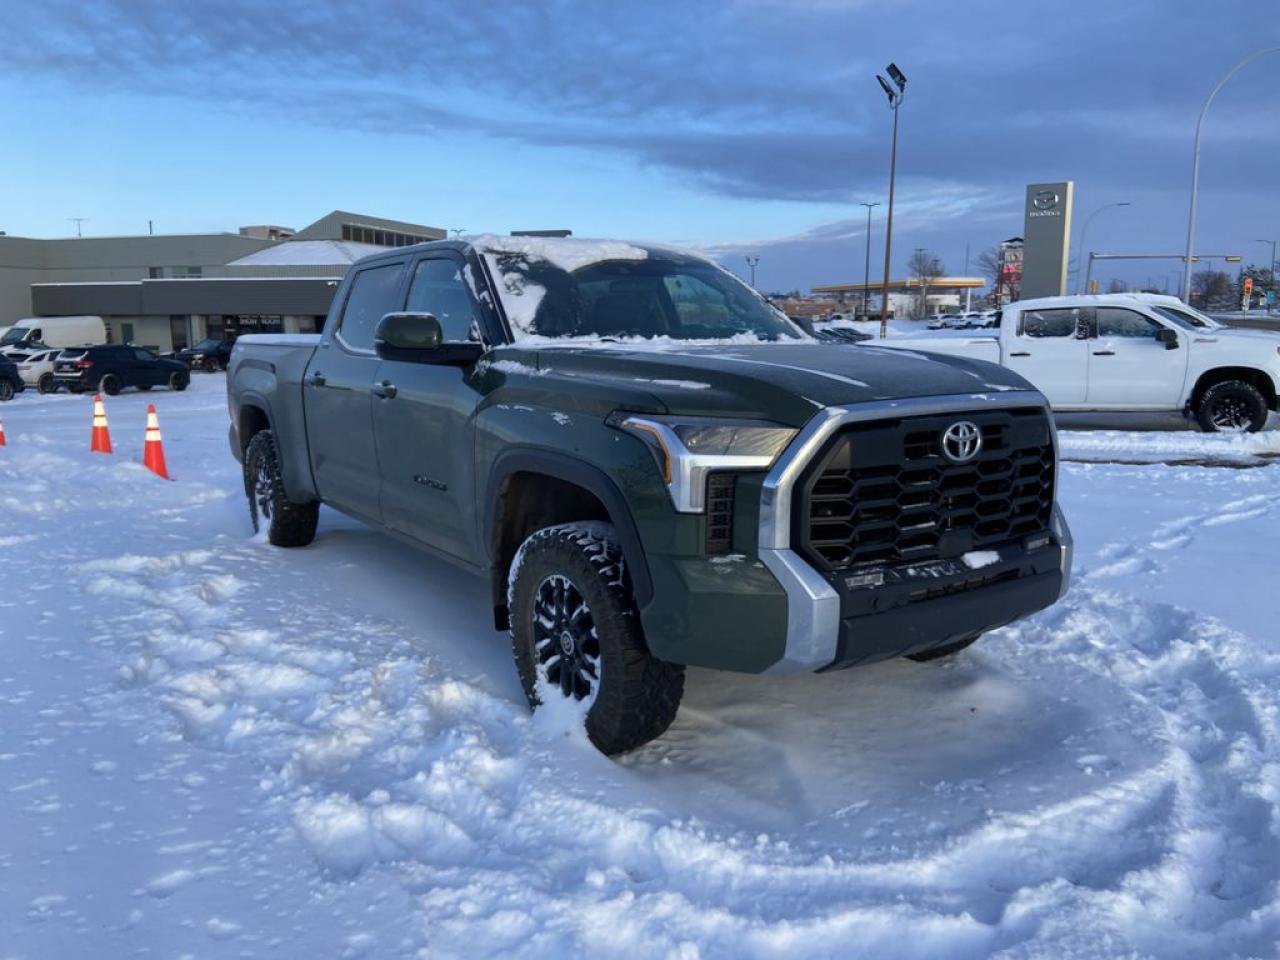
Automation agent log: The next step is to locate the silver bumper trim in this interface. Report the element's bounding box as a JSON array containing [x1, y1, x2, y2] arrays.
[[758, 390, 1059, 675]]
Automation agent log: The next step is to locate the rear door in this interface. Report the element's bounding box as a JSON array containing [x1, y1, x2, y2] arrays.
[[304, 259, 407, 522], [1085, 306, 1188, 408], [1002, 306, 1090, 406], [372, 253, 487, 561]]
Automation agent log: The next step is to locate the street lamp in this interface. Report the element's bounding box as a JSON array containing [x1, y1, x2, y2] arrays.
[[875, 63, 906, 338], [859, 202, 880, 318], [745, 255, 760, 288], [1182, 46, 1280, 301], [1074, 201, 1131, 294]]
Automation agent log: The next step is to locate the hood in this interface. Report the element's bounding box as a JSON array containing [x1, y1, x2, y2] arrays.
[[484, 342, 1037, 428], [1202, 327, 1280, 347]]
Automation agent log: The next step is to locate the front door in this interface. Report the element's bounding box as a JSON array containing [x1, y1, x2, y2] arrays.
[[1003, 305, 1090, 406], [372, 254, 487, 561], [304, 260, 407, 522], [1085, 306, 1189, 408]]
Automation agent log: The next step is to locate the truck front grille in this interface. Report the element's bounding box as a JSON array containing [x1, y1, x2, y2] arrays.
[[797, 407, 1054, 571]]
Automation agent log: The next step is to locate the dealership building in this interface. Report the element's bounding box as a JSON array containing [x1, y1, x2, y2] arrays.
[[1, 211, 445, 351]]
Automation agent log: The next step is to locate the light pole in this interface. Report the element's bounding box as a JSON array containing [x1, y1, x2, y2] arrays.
[[859, 202, 879, 318], [876, 63, 907, 338], [1182, 46, 1280, 302], [69, 217, 87, 237], [1074, 201, 1131, 294], [745, 255, 760, 288]]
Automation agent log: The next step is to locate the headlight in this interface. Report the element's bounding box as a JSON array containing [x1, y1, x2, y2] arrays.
[[608, 413, 797, 513]]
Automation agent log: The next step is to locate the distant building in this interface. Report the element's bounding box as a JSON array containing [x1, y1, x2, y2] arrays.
[[810, 276, 986, 319], [8, 210, 445, 351]]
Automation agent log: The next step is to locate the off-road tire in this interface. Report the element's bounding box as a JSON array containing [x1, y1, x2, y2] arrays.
[[0, 381, 13, 402], [244, 430, 319, 548], [100, 373, 122, 396], [37, 373, 55, 394], [509, 522, 684, 755], [1195, 380, 1268, 433], [169, 370, 190, 392], [907, 633, 980, 662]]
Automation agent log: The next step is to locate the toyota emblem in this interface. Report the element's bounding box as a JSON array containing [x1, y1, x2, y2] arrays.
[[941, 421, 982, 462]]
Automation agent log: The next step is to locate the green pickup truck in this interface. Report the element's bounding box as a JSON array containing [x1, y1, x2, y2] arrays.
[[227, 235, 1072, 754]]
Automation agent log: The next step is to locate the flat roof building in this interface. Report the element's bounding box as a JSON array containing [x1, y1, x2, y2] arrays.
[[5, 210, 445, 351]]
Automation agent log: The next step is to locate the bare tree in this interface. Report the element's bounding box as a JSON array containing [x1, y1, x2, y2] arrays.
[[907, 248, 944, 319], [1191, 269, 1233, 309], [976, 245, 1019, 306]]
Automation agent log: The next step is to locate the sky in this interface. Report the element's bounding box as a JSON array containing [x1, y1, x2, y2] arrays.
[[1, 0, 1278, 293]]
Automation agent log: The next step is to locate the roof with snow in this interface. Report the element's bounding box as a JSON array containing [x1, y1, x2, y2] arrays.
[[226, 239, 387, 267]]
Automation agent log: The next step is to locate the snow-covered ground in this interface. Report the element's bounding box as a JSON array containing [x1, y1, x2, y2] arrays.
[[1, 376, 1277, 959]]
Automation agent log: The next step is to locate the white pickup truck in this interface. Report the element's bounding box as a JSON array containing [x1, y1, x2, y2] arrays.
[[876, 294, 1280, 432]]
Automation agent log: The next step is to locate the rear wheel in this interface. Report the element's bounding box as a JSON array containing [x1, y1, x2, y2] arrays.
[[244, 430, 319, 547], [100, 373, 122, 396], [0, 381, 13, 402], [906, 634, 980, 662], [37, 373, 55, 394], [1195, 380, 1267, 433], [509, 523, 684, 755], [168, 370, 189, 392]]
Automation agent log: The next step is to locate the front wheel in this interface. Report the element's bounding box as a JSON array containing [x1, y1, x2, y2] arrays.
[[509, 523, 684, 755], [37, 373, 55, 394], [169, 370, 190, 392], [1195, 380, 1268, 433], [0, 381, 13, 402], [244, 430, 319, 547]]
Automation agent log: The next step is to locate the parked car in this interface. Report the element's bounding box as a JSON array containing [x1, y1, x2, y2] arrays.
[[228, 236, 1072, 755], [53, 345, 191, 396], [0, 354, 24, 401], [15, 348, 62, 393], [1, 316, 105, 357], [873, 293, 1280, 431], [173, 338, 234, 372]]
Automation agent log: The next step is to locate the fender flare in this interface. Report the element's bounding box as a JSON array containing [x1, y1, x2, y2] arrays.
[[484, 448, 654, 609]]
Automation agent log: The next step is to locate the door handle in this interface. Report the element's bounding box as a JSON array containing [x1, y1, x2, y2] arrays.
[[1009, 351, 1031, 357], [1092, 350, 1116, 356], [371, 380, 398, 399], [307, 371, 327, 387]]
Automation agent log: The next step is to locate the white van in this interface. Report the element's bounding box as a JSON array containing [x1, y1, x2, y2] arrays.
[[1, 316, 106, 358]]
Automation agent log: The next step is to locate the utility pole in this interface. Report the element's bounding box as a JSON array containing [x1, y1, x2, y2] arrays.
[[1257, 239, 1278, 312], [69, 218, 87, 237], [859, 202, 879, 319], [875, 63, 907, 338], [745, 255, 760, 288]]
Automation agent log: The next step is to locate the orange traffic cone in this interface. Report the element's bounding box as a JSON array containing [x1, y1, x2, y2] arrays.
[[0, 415, 6, 447], [142, 404, 170, 479], [90, 394, 112, 454]]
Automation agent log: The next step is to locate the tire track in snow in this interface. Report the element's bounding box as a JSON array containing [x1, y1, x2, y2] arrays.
[[76, 540, 1280, 959]]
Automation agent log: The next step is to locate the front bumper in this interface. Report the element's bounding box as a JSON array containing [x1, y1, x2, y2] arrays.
[[755, 392, 1073, 675]]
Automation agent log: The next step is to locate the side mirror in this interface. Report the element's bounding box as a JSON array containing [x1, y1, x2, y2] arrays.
[[374, 312, 484, 366], [1155, 327, 1179, 350]]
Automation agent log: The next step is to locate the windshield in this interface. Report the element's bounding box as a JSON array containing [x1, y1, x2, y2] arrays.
[[486, 250, 805, 343], [0, 327, 31, 345], [1152, 305, 1214, 331]]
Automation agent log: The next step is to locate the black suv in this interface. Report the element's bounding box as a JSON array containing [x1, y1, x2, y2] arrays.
[[0, 354, 23, 401], [173, 338, 234, 372], [53, 346, 190, 395]]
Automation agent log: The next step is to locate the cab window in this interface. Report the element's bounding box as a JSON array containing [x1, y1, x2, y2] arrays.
[[1096, 308, 1160, 339], [337, 262, 406, 351], [406, 258, 480, 342], [1018, 308, 1081, 338]]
